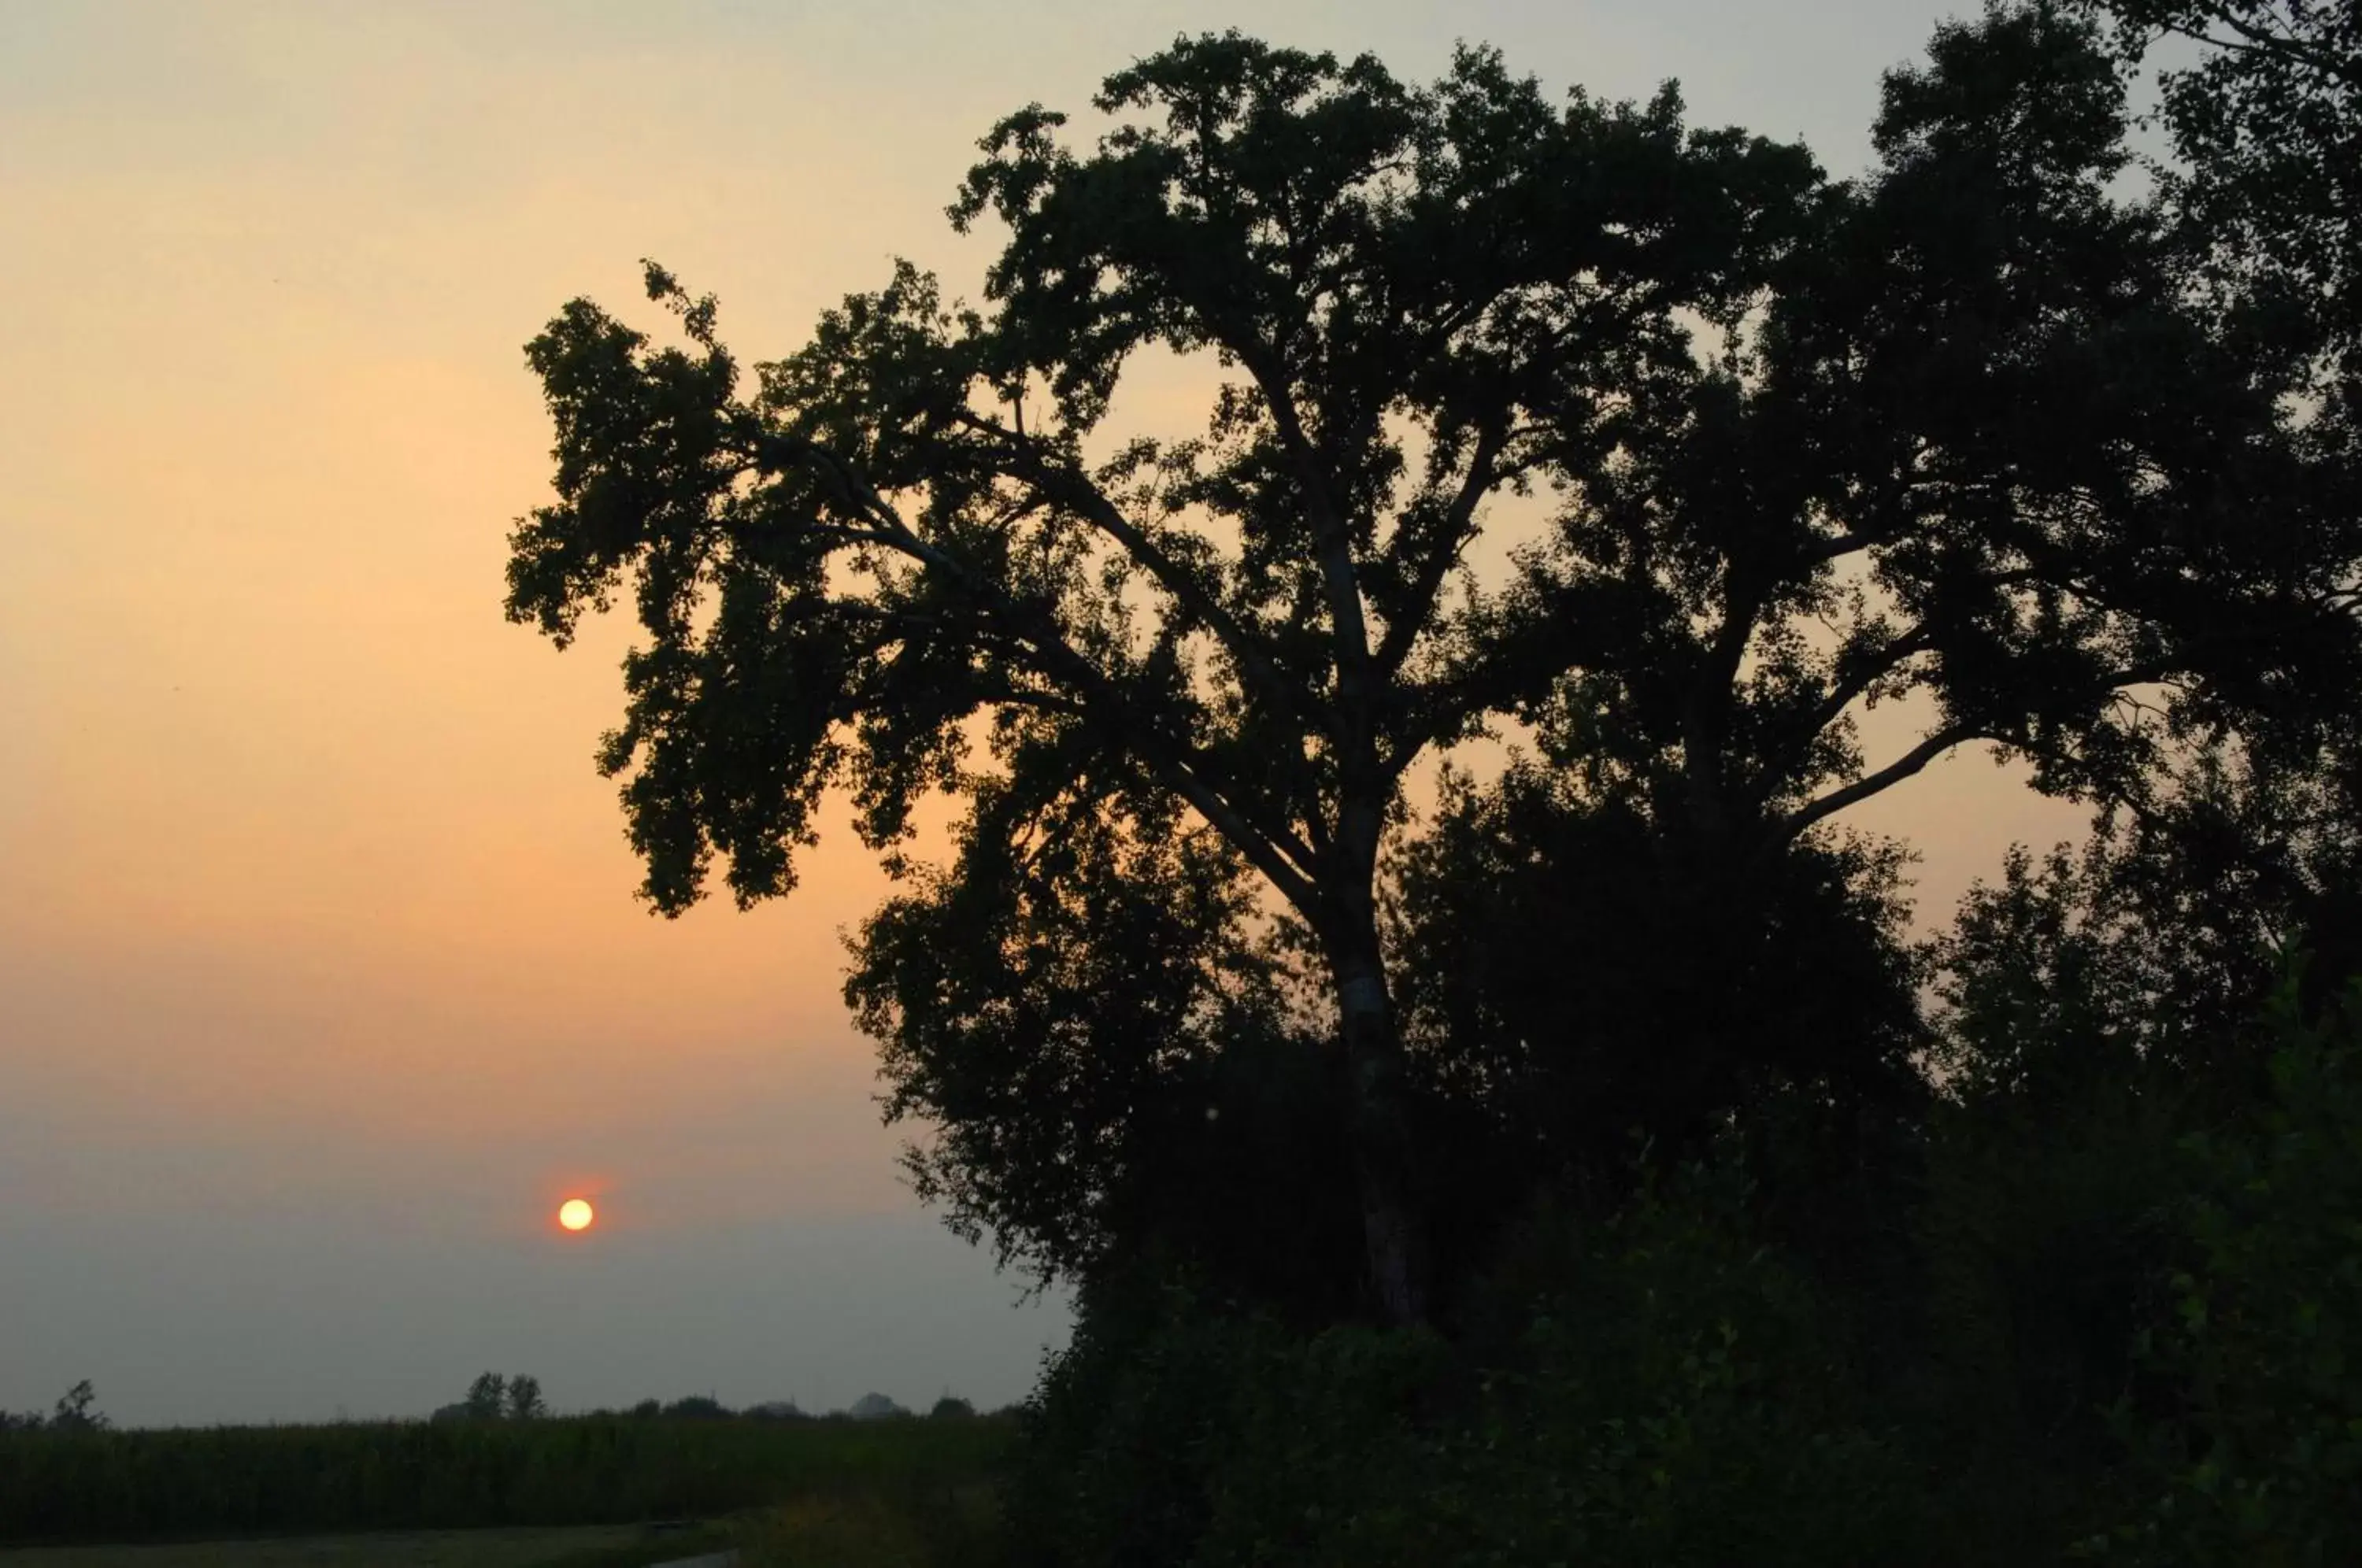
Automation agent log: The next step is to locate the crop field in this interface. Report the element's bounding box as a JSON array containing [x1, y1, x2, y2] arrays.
[[0, 1416, 1013, 1561]]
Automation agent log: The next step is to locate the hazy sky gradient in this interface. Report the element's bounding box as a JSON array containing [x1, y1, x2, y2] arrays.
[[0, 0, 2083, 1426]]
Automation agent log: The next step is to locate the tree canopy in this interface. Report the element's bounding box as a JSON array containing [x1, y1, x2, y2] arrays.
[[509, 7, 2357, 1319], [2084, 0, 2359, 358]]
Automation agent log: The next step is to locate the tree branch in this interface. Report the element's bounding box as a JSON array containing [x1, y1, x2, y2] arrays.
[[751, 427, 1331, 907], [2172, 3, 2362, 88], [1776, 723, 1983, 842], [1245, 349, 1379, 692], [1679, 568, 1769, 837], [1229, 338, 1394, 877], [1375, 412, 1510, 677], [949, 409, 1330, 742], [1779, 627, 1938, 767]]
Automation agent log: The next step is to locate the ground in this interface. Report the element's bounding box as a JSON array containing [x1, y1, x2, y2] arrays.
[[0, 1524, 736, 1568]]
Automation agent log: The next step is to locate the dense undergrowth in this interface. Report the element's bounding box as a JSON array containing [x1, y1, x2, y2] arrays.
[[998, 983, 2362, 1567]]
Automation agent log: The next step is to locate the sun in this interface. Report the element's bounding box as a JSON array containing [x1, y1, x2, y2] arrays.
[[557, 1198, 595, 1233]]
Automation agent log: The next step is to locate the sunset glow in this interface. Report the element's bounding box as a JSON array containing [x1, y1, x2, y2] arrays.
[[557, 1198, 594, 1233]]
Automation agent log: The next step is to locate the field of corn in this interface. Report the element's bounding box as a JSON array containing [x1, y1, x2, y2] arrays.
[[0, 1413, 1015, 1551]]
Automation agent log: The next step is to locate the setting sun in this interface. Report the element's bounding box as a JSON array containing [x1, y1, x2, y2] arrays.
[[557, 1198, 594, 1233]]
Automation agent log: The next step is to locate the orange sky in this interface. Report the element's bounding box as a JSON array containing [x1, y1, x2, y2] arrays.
[[0, 0, 2082, 1425]]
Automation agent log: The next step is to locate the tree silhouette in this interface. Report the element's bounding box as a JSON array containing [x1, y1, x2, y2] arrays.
[[509, 14, 2355, 1320], [505, 1374, 546, 1421], [46, 1381, 106, 1433], [2031, 0, 2362, 1052], [1389, 771, 1927, 1204], [463, 1372, 506, 1421], [2083, 0, 2360, 361]]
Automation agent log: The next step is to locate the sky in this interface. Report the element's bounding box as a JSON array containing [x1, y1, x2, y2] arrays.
[[0, 0, 2087, 1428]]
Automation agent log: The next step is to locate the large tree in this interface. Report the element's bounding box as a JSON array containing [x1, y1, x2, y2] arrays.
[[507, 10, 2352, 1322]]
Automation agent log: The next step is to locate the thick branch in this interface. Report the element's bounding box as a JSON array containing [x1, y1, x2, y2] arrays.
[[1231, 340, 1392, 882], [1679, 571, 1770, 837], [1375, 412, 1511, 677], [1250, 357, 1380, 700], [951, 410, 1331, 742], [1764, 626, 1942, 795], [753, 427, 1330, 908], [1804, 527, 1880, 569], [1776, 723, 1983, 842], [1157, 752, 1324, 914]]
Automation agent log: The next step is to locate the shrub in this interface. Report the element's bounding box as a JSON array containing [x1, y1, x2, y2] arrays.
[[2081, 982, 2362, 1564], [1422, 1160, 1929, 1568], [1910, 1060, 2192, 1557], [1007, 1157, 1927, 1567]]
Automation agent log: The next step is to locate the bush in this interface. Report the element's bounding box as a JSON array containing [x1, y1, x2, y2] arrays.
[[1007, 1158, 1927, 1567], [1909, 1059, 2191, 1557], [1461, 1162, 1928, 1565], [2081, 982, 2362, 1564]]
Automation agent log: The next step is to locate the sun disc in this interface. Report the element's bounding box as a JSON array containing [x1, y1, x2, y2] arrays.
[[557, 1197, 595, 1233]]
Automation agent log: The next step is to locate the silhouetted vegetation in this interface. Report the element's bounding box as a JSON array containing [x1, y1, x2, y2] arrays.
[[501, 1, 2362, 1560], [2, 1381, 110, 1436], [0, 1409, 1015, 1546], [655, 1394, 731, 1422]]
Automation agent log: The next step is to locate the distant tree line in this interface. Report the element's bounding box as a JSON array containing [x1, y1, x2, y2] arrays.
[[427, 1378, 976, 1426], [1, 1381, 108, 1435], [427, 1371, 546, 1424]]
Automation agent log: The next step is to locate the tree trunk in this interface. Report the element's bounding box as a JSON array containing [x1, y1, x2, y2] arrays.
[[1331, 935, 1430, 1326]]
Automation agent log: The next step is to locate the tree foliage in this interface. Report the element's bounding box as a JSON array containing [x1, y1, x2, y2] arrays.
[[509, 6, 2356, 1323], [464, 1373, 508, 1422], [505, 1375, 547, 1422], [2085, 0, 2360, 359], [2092, 983, 2362, 1563], [5, 1382, 111, 1436]]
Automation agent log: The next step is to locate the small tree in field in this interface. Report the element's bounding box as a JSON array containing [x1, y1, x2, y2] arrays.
[[505, 1374, 547, 1421], [464, 1372, 507, 1421], [47, 1381, 106, 1433]]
